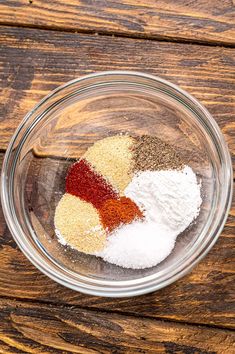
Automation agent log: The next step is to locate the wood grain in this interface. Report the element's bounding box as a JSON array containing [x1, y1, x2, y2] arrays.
[[0, 151, 234, 330], [0, 27, 234, 167], [0, 298, 234, 354], [0, 1, 235, 46]]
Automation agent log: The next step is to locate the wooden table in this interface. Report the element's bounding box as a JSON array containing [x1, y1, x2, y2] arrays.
[[0, 1, 235, 353]]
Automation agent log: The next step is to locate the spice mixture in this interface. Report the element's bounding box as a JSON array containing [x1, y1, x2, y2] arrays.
[[55, 133, 202, 269]]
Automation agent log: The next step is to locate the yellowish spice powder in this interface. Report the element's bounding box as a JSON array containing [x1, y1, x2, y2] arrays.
[[54, 194, 106, 254], [84, 135, 134, 194]]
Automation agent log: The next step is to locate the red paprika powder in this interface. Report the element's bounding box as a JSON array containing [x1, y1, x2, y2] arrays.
[[99, 196, 143, 232], [66, 159, 118, 208]]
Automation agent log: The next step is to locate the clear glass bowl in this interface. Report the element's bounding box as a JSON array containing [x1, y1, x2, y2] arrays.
[[1, 71, 233, 297]]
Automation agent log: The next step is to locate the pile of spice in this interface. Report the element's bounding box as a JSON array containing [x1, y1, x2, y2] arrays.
[[54, 133, 202, 268], [132, 135, 184, 171], [84, 135, 134, 193], [55, 194, 106, 254], [99, 196, 143, 232], [65, 159, 118, 208]]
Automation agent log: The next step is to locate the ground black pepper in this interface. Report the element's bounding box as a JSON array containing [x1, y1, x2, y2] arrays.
[[132, 135, 184, 171]]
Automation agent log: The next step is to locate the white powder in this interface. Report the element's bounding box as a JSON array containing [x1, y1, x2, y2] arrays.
[[97, 166, 202, 269], [125, 166, 202, 234], [55, 228, 67, 246], [97, 221, 177, 269]]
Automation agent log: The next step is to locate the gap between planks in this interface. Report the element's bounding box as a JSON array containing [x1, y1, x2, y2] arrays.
[[0, 294, 234, 333], [0, 22, 235, 49]]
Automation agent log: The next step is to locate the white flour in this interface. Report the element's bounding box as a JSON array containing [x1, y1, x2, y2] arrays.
[[97, 166, 202, 269], [125, 166, 202, 234]]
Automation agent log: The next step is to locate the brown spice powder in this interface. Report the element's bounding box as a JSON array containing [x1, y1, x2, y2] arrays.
[[132, 135, 184, 172]]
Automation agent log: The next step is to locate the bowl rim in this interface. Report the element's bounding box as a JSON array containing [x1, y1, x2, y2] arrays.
[[1, 70, 233, 297]]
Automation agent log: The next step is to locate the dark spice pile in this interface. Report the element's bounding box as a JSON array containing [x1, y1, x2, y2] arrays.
[[132, 135, 184, 172]]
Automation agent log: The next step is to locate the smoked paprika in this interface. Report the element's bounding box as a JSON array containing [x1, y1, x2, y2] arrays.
[[99, 196, 143, 232]]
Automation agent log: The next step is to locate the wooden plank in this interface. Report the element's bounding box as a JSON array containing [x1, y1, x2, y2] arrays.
[[0, 27, 234, 166], [0, 298, 234, 354], [0, 1, 235, 45], [0, 148, 234, 329]]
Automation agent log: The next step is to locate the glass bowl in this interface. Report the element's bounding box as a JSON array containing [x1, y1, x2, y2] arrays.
[[1, 71, 233, 297]]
